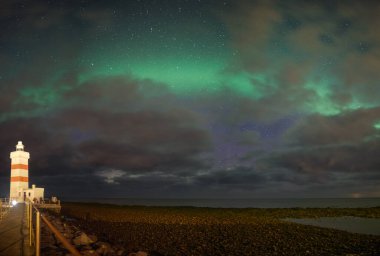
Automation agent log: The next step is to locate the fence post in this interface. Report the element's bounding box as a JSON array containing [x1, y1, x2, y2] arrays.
[[29, 203, 32, 246], [27, 203, 30, 228], [36, 211, 40, 256]]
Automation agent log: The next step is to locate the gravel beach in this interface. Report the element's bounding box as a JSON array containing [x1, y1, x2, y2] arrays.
[[55, 203, 380, 256]]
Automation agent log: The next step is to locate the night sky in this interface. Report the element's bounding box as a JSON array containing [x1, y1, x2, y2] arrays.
[[0, 0, 379, 199]]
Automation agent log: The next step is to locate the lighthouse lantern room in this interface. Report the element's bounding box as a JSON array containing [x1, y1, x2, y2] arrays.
[[10, 141, 44, 202]]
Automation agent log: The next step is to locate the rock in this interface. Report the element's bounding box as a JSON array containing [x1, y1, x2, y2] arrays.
[[148, 251, 164, 256], [82, 245, 94, 250], [95, 241, 112, 249], [41, 234, 56, 245], [64, 226, 74, 234], [81, 249, 100, 256], [74, 231, 82, 236], [95, 241, 113, 255], [41, 244, 58, 250], [43, 248, 65, 256], [88, 234, 98, 243], [73, 233, 95, 246], [128, 251, 148, 256], [116, 249, 126, 256], [63, 232, 74, 240]]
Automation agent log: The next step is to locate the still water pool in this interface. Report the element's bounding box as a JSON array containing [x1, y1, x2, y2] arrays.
[[284, 216, 380, 236]]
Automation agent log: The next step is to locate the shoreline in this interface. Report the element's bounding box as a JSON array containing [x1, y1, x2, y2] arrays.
[[60, 197, 380, 209]]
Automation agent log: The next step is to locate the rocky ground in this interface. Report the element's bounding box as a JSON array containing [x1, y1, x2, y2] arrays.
[[40, 213, 148, 256], [40, 203, 380, 256]]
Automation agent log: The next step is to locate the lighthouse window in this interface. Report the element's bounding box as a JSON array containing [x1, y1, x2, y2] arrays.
[[29, 192, 31, 196]]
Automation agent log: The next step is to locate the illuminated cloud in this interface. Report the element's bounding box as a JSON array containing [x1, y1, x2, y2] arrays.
[[96, 169, 126, 184]]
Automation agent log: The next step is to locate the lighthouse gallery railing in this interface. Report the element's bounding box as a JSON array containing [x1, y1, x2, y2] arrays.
[[27, 200, 82, 256]]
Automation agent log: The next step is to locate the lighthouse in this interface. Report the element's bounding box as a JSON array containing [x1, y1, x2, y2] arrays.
[[10, 141, 29, 200], [9, 141, 44, 202]]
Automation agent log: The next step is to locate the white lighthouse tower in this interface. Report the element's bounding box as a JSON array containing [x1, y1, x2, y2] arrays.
[[10, 141, 29, 200], [9, 141, 44, 202]]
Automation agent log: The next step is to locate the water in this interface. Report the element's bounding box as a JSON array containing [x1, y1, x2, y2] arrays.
[[284, 217, 380, 236], [62, 197, 380, 208]]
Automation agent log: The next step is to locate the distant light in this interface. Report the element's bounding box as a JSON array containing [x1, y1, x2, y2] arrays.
[[12, 200, 17, 206]]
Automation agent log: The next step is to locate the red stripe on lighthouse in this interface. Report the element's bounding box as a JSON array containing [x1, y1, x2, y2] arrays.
[[11, 176, 29, 182], [11, 164, 28, 170]]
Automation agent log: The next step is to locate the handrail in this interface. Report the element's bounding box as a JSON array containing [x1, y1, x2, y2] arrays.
[[28, 200, 82, 256]]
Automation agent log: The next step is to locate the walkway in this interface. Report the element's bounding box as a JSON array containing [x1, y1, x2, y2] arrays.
[[0, 203, 32, 256]]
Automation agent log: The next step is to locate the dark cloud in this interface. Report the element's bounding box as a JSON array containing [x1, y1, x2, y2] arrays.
[[286, 107, 380, 146], [266, 140, 380, 175], [195, 168, 267, 188], [0, 76, 211, 196], [244, 107, 380, 195], [225, 0, 380, 116]]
